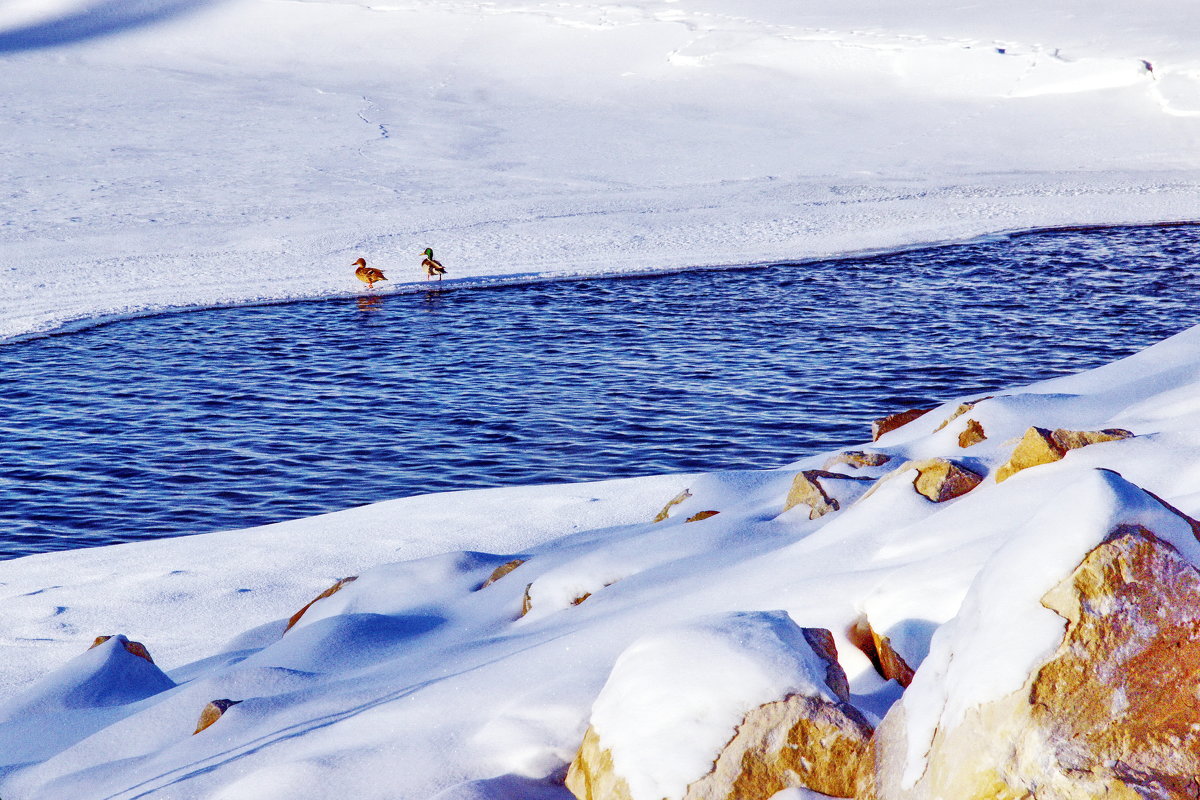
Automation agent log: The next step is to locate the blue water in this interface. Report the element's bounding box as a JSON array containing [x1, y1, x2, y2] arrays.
[[1, 224, 1197, 559]]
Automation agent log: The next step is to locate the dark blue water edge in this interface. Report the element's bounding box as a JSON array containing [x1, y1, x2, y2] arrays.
[[1, 223, 1197, 559]]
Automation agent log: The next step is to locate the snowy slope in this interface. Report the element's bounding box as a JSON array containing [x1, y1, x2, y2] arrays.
[[2, 0, 1198, 341], [1, 322, 1199, 798]]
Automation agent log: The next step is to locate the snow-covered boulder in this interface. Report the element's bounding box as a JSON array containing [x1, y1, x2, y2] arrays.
[[994, 426, 1133, 483], [848, 616, 915, 689], [566, 611, 873, 800], [0, 634, 174, 721], [783, 470, 875, 519], [871, 408, 934, 442], [868, 469, 1200, 800]]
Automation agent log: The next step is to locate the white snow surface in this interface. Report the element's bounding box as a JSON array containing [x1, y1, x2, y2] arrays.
[[588, 611, 841, 800], [1, 0, 1199, 342], [3, 318, 1200, 797]]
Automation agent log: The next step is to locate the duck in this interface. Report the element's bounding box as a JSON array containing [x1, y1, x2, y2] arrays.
[[421, 248, 448, 281], [353, 257, 387, 289]]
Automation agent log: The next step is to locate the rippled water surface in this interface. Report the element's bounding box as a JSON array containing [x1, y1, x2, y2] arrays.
[[2, 225, 1198, 558]]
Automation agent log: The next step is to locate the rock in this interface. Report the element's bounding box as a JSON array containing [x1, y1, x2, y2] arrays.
[[784, 470, 875, 519], [908, 458, 983, 503], [957, 419, 986, 448], [520, 583, 534, 617], [867, 474, 1200, 800], [823, 450, 892, 471], [932, 398, 993, 433], [685, 510, 720, 523], [566, 613, 874, 800], [871, 407, 933, 442], [654, 489, 693, 522], [285, 576, 358, 633], [89, 635, 155, 664], [479, 558, 527, 589], [194, 698, 242, 735], [995, 426, 1134, 483], [848, 616, 915, 688]]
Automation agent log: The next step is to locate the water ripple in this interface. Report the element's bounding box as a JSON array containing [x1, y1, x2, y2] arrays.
[[1, 224, 1198, 559]]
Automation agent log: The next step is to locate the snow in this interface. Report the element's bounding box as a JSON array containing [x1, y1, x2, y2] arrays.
[[1, 0, 1198, 343], [3, 1, 1200, 797], [589, 611, 841, 800]]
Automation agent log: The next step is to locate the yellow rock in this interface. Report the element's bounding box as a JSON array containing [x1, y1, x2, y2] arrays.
[[654, 488, 693, 522], [909, 458, 983, 503], [285, 576, 358, 633], [784, 470, 875, 519], [480, 558, 526, 589], [193, 698, 242, 735], [89, 635, 155, 664], [871, 407, 933, 442], [685, 510, 720, 523], [957, 418, 987, 448], [995, 426, 1134, 483], [823, 450, 892, 471], [848, 616, 915, 688]]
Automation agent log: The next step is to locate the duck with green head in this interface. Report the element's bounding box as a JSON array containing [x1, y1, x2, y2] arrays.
[[421, 248, 447, 281]]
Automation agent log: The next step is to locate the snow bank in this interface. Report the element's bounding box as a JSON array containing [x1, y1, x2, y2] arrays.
[[1, 0, 1198, 342]]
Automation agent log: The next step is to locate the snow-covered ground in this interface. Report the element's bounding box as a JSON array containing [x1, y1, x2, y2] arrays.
[[1, 0, 1198, 341]]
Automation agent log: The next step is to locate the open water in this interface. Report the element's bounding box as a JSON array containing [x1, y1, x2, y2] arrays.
[[1, 224, 1197, 559]]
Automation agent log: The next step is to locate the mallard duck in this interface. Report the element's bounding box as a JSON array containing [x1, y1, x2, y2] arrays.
[[421, 248, 447, 281], [353, 257, 387, 289]]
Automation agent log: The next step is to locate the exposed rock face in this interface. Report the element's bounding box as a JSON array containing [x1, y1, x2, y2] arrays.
[[285, 576, 358, 632], [654, 489, 693, 522], [871, 523, 1200, 800], [823, 450, 892, 471], [957, 418, 986, 448], [480, 558, 527, 589], [848, 616, 915, 688], [193, 698, 242, 735], [685, 510, 720, 523], [784, 470, 875, 519], [566, 619, 874, 800], [995, 426, 1134, 483], [871, 408, 933, 442], [89, 635, 155, 664], [908, 458, 983, 503]]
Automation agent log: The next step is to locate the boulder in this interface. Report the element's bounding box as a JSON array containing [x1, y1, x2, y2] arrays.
[[784, 470, 875, 519], [871, 408, 933, 442], [848, 616, 915, 688], [194, 698, 242, 735], [654, 489, 693, 522], [823, 450, 892, 471], [957, 419, 986, 449], [566, 612, 874, 800], [908, 459, 983, 503], [285, 576, 358, 633], [995, 426, 1134, 483], [89, 635, 155, 664], [867, 472, 1200, 800], [480, 558, 527, 589]]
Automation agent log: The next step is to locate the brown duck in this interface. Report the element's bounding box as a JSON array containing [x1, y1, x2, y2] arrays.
[[421, 248, 447, 281], [353, 257, 387, 289]]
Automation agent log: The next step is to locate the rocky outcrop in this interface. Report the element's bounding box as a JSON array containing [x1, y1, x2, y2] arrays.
[[480, 558, 527, 589], [89, 635, 155, 664], [784, 470, 875, 519], [871, 408, 933, 442], [566, 615, 874, 800], [848, 616, 915, 688], [908, 458, 983, 503], [823, 450, 892, 471], [957, 419, 986, 448], [995, 426, 1134, 483], [285, 576, 358, 632], [194, 698, 242, 735], [870, 516, 1200, 800], [654, 489, 693, 522]]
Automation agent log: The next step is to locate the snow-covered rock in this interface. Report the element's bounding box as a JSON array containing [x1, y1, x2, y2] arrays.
[[566, 612, 872, 800]]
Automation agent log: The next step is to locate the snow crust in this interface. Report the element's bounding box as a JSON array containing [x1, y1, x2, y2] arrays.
[[2, 0, 1199, 342], [589, 611, 839, 800]]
